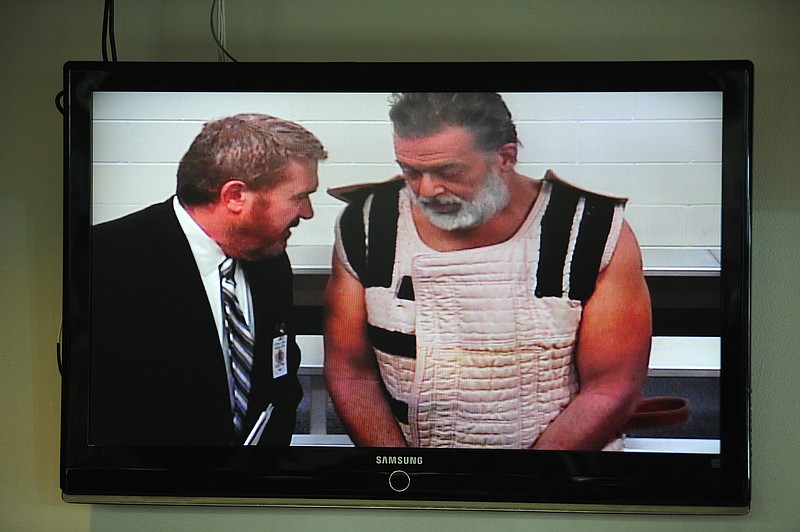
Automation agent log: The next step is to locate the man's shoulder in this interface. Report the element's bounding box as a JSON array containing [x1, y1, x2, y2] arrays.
[[92, 198, 182, 262], [543, 170, 627, 204], [94, 198, 176, 237], [327, 176, 406, 206], [329, 177, 406, 285]]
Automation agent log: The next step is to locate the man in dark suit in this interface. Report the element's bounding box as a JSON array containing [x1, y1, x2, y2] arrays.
[[90, 113, 327, 446]]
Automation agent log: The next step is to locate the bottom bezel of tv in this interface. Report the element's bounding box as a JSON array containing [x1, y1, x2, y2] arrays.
[[62, 495, 749, 516], [61, 467, 750, 515]]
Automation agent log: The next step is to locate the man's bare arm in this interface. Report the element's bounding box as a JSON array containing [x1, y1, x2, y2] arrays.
[[323, 253, 408, 447], [533, 221, 652, 450]]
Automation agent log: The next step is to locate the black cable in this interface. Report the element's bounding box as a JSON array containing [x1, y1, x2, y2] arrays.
[[55, 91, 64, 115], [102, 0, 118, 62], [96, 0, 117, 112], [102, 0, 109, 61], [57, 322, 63, 376], [210, 0, 238, 62], [109, 0, 117, 61]]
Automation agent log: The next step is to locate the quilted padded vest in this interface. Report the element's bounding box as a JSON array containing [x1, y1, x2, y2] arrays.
[[333, 171, 626, 448]]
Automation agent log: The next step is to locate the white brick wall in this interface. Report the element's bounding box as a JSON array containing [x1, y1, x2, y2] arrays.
[[91, 91, 722, 264]]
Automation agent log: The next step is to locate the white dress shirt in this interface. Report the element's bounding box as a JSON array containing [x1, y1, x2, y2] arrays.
[[172, 197, 254, 411]]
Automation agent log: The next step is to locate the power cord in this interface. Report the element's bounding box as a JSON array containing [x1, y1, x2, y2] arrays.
[[55, 0, 118, 115], [211, 0, 238, 62], [102, 0, 118, 62], [57, 322, 63, 376]]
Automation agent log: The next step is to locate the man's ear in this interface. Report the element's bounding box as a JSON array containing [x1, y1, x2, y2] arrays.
[[497, 143, 519, 172], [219, 180, 249, 214]]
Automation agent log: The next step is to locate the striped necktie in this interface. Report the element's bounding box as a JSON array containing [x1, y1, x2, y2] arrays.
[[219, 257, 254, 435]]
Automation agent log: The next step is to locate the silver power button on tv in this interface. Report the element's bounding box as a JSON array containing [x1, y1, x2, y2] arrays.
[[388, 470, 411, 492]]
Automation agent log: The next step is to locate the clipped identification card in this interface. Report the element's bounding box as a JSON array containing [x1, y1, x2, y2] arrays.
[[272, 334, 288, 379]]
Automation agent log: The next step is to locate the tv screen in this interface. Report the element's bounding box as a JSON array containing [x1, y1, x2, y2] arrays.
[[61, 61, 751, 513]]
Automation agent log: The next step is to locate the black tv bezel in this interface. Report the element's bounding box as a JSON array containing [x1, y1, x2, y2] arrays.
[[61, 60, 752, 513]]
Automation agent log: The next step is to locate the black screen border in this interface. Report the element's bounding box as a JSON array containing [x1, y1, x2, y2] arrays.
[[61, 60, 752, 513]]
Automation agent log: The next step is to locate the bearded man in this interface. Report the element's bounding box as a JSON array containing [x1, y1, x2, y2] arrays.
[[324, 93, 651, 450]]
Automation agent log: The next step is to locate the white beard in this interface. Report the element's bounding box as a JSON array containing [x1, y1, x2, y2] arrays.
[[406, 170, 510, 231]]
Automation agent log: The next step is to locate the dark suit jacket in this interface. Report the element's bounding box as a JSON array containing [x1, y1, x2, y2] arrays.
[[89, 199, 303, 446]]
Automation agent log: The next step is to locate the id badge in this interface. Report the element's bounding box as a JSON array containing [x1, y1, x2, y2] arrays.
[[272, 333, 288, 379]]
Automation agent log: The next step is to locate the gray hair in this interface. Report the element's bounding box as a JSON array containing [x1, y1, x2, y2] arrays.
[[388, 93, 519, 152]]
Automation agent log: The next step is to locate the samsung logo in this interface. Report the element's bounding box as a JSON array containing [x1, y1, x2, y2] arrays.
[[376, 456, 423, 465]]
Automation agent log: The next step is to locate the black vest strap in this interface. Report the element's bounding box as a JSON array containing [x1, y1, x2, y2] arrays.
[[535, 183, 580, 298], [338, 198, 368, 282], [338, 179, 406, 288], [367, 325, 417, 359], [365, 179, 405, 288], [568, 192, 616, 301], [535, 180, 619, 303]]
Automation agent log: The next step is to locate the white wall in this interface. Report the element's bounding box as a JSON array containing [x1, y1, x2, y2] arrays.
[[91, 91, 722, 259]]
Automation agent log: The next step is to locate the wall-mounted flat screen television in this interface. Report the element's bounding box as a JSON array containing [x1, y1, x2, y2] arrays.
[[61, 61, 751, 513]]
